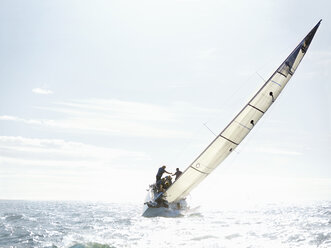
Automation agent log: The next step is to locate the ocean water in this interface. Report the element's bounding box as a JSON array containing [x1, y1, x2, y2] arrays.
[[0, 200, 330, 248]]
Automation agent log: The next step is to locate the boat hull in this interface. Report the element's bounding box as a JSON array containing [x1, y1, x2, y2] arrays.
[[142, 186, 188, 217], [142, 205, 183, 217]]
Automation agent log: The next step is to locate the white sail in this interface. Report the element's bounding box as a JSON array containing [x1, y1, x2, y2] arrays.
[[164, 20, 321, 203]]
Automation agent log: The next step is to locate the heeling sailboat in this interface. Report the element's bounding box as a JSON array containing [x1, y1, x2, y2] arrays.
[[143, 20, 321, 217]]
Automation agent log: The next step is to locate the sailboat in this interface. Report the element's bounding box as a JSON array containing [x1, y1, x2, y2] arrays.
[[143, 20, 321, 217]]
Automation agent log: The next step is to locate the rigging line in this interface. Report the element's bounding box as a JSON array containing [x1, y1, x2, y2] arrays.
[[201, 47, 283, 134], [202, 66, 262, 131], [256, 71, 267, 82], [167, 119, 207, 168], [203, 122, 217, 136]]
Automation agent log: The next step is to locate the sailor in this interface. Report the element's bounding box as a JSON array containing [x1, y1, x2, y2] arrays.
[[156, 177, 166, 192], [156, 165, 171, 183], [166, 175, 172, 185], [173, 168, 182, 180], [163, 176, 173, 190]]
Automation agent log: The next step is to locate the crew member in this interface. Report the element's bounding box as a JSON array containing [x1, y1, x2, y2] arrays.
[[173, 168, 182, 181], [156, 165, 171, 183]]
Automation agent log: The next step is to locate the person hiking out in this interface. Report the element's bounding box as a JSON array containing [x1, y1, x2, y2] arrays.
[[156, 165, 171, 183]]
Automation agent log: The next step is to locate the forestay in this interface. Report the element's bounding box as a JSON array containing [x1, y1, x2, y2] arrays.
[[164, 20, 321, 203]]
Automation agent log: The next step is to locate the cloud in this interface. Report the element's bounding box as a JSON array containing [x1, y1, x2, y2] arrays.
[[0, 115, 46, 125], [32, 88, 53, 95], [0, 114, 189, 138], [53, 98, 177, 122], [0, 99, 221, 138], [0, 136, 149, 168], [0, 136, 152, 202]]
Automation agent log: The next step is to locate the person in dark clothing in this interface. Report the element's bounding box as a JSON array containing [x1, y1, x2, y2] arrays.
[[173, 168, 182, 180], [163, 176, 173, 190], [156, 165, 171, 183]]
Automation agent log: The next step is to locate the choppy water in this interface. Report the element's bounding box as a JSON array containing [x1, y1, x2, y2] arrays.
[[0, 200, 330, 248]]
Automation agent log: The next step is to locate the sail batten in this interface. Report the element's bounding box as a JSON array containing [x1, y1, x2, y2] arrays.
[[220, 135, 239, 145], [248, 104, 265, 114], [163, 21, 321, 203], [190, 165, 209, 175]]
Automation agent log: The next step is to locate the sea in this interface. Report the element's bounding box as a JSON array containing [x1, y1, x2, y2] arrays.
[[0, 200, 330, 248]]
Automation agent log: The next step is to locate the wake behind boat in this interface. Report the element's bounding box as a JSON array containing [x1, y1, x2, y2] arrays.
[[142, 20, 321, 217]]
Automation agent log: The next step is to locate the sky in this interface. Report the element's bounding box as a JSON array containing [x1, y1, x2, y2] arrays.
[[0, 0, 330, 205]]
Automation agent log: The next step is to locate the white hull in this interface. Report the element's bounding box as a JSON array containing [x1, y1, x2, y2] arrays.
[[142, 206, 183, 217], [142, 186, 188, 217]]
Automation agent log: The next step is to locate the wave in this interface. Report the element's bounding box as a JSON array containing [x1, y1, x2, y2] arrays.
[[1, 200, 330, 248], [190, 235, 218, 241], [4, 213, 24, 222], [68, 243, 116, 248]]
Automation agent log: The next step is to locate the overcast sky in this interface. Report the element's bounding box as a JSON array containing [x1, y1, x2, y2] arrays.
[[0, 0, 330, 205]]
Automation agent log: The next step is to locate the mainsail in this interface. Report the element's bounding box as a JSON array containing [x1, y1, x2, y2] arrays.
[[164, 20, 321, 203]]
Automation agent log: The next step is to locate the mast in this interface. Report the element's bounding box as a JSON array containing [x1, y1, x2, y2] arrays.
[[163, 20, 321, 203]]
